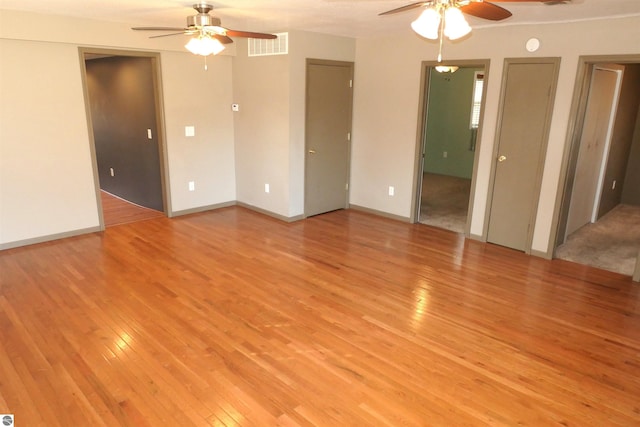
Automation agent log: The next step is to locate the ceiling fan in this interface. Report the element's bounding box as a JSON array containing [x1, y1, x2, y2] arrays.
[[379, 0, 570, 21], [132, 2, 276, 56], [380, 0, 571, 62]]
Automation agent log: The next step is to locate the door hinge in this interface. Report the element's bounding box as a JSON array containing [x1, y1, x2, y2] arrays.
[[349, 79, 353, 88], [345, 183, 349, 191], [347, 132, 351, 141]]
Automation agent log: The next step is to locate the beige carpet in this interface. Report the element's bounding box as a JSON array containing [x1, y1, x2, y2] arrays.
[[420, 173, 471, 233], [555, 204, 640, 276]]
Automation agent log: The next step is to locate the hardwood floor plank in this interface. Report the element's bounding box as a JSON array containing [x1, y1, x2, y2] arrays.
[[100, 190, 164, 227], [0, 207, 639, 426]]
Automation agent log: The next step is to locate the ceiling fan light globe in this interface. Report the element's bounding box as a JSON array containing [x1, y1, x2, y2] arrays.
[[411, 7, 441, 40], [444, 7, 471, 40], [201, 36, 226, 55], [185, 35, 225, 56], [435, 65, 459, 73], [185, 37, 200, 54]]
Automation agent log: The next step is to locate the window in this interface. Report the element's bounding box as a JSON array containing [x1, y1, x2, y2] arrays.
[[470, 71, 484, 129]]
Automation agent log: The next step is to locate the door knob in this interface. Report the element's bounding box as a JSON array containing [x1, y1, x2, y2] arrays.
[[498, 155, 507, 162], [308, 149, 316, 154]]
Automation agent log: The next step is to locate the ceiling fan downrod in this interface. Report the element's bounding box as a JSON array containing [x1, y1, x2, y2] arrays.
[[193, 2, 214, 15]]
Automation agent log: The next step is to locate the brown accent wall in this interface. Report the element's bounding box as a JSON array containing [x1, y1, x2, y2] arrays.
[[621, 74, 640, 207], [599, 64, 640, 216], [86, 56, 163, 211]]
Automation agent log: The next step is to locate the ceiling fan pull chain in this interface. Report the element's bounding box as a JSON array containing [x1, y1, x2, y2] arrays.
[[438, 8, 445, 62]]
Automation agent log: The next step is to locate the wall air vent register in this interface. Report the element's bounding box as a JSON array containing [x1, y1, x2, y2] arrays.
[[248, 33, 288, 57]]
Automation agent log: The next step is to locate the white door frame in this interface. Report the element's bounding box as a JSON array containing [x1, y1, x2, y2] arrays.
[[552, 54, 640, 260], [591, 65, 624, 222], [79, 48, 171, 228], [410, 59, 490, 235]]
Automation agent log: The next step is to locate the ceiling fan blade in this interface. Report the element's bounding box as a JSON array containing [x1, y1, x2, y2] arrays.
[[149, 32, 189, 39], [379, 2, 429, 16], [132, 26, 187, 31], [225, 30, 277, 39], [461, 2, 512, 20], [213, 34, 234, 44]]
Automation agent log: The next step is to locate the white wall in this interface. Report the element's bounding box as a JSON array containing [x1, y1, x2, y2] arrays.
[[232, 39, 291, 217], [0, 39, 98, 244], [288, 31, 356, 217], [3, 6, 640, 256], [233, 31, 355, 218], [0, 10, 236, 247], [350, 16, 640, 253], [162, 52, 236, 213]]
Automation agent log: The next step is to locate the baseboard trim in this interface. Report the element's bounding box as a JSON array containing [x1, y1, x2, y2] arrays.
[[348, 204, 411, 223], [1, 203, 429, 250], [170, 201, 237, 218], [0, 226, 103, 251], [236, 202, 304, 223], [468, 233, 485, 242], [530, 248, 552, 260], [2, 201, 307, 251]]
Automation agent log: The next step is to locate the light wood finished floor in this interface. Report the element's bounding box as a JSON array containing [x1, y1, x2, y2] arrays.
[[0, 207, 639, 426], [101, 190, 164, 227]]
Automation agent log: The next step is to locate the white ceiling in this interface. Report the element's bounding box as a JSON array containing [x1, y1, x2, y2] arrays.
[[1, 0, 639, 38]]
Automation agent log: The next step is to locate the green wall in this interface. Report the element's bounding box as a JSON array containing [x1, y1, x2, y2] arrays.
[[423, 67, 480, 179]]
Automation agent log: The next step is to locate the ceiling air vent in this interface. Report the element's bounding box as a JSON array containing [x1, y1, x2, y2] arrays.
[[248, 32, 288, 57]]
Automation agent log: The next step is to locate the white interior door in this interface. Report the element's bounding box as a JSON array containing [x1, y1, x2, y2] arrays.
[[566, 66, 623, 236]]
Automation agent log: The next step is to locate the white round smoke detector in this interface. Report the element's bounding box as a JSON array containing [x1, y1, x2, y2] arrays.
[[526, 38, 540, 52]]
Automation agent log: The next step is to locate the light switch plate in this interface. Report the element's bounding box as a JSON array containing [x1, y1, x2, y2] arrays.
[[185, 126, 195, 137]]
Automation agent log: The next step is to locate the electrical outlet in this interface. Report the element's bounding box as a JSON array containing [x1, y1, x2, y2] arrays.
[[110, 168, 114, 177], [443, 151, 448, 158], [265, 183, 270, 193], [188, 181, 195, 191], [388, 186, 395, 196]]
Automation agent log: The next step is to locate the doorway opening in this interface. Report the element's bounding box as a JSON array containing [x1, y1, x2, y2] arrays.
[[79, 48, 169, 228], [555, 55, 640, 278], [413, 60, 489, 235]]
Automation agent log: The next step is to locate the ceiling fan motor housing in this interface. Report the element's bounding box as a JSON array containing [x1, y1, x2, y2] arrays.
[[187, 14, 221, 28]]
